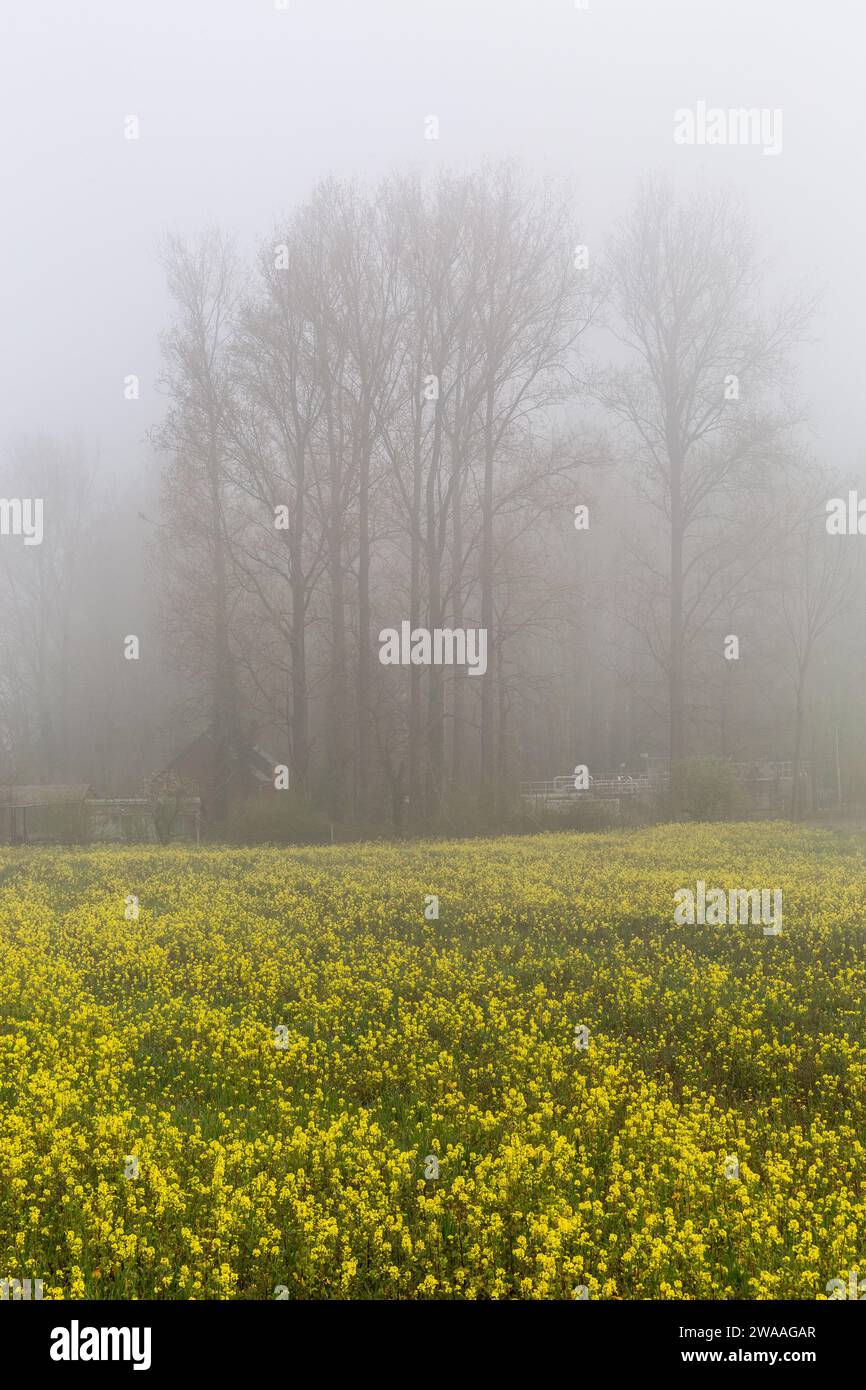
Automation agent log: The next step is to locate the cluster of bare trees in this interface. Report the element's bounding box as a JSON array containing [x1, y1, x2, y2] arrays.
[[156, 164, 603, 830], [0, 166, 861, 829]]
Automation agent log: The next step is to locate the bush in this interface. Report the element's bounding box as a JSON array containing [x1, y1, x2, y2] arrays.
[[674, 758, 750, 822], [218, 792, 331, 845], [525, 797, 620, 833]]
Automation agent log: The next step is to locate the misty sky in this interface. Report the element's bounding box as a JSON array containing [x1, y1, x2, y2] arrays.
[[1, 0, 862, 489]]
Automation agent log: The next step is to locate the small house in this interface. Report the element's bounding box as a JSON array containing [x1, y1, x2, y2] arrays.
[[155, 732, 282, 820]]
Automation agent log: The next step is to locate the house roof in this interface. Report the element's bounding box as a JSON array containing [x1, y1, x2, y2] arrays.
[[0, 784, 95, 807], [163, 733, 281, 775]]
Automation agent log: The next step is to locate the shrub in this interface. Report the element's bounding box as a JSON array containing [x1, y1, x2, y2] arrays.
[[674, 758, 750, 822], [218, 792, 331, 845]]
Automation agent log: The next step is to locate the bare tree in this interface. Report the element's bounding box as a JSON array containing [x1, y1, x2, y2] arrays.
[[156, 231, 244, 824], [466, 164, 600, 816], [227, 220, 327, 795], [596, 179, 814, 814], [772, 486, 856, 819]]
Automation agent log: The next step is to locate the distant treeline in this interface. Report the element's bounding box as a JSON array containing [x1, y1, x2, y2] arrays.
[[2, 166, 863, 834]]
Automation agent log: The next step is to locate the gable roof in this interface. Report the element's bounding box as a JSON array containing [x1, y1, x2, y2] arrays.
[[0, 784, 95, 807], [163, 733, 280, 776]]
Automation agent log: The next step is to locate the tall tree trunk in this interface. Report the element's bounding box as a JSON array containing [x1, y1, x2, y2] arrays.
[[289, 459, 309, 793], [321, 340, 348, 823], [209, 436, 239, 824], [450, 463, 465, 790], [668, 439, 686, 817], [356, 423, 372, 821], [408, 392, 424, 832], [791, 667, 807, 821], [479, 385, 496, 819], [496, 631, 508, 790], [425, 395, 446, 824]]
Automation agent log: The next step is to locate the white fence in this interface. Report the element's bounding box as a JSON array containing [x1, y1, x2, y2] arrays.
[[520, 775, 657, 804]]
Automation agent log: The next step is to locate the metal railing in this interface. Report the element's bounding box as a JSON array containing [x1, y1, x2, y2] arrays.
[[522, 761, 806, 801], [520, 775, 657, 800]]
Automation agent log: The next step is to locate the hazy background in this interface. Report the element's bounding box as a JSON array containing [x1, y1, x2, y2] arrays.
[[0, 0, 863, 838], [0, 0, 861, 474]]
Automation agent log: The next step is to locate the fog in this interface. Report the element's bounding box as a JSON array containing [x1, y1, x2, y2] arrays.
[[1, 0, 863, 835], [3, 1, 863, 458]]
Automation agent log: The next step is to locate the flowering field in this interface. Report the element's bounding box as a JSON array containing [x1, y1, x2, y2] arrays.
[[1, 823, 865, 1300]]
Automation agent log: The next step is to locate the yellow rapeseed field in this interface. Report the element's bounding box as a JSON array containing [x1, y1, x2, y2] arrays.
[[1, 822, 865, 1299]]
